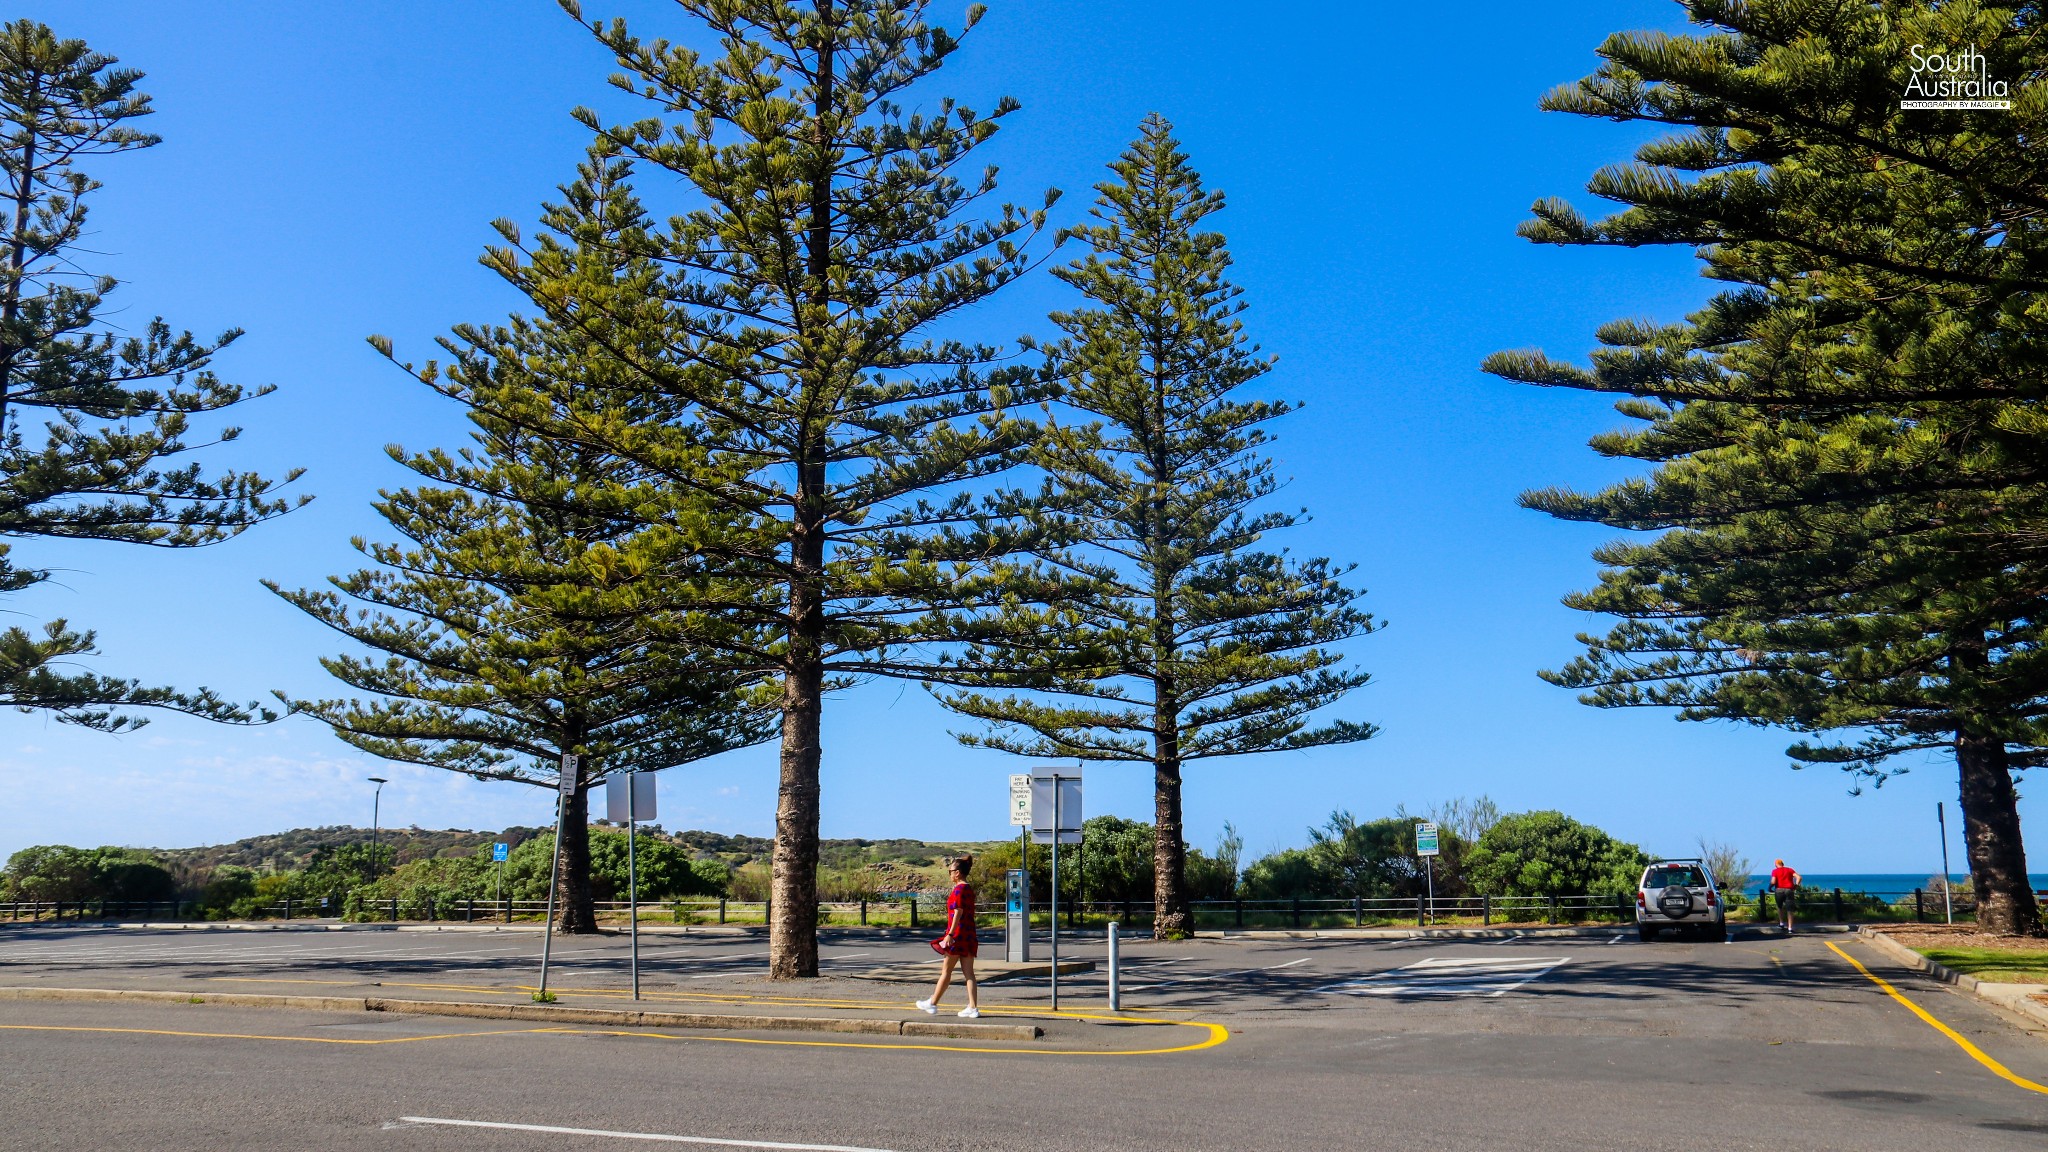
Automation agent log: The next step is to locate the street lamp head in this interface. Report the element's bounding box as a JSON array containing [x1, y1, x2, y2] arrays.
[[368, 776, 388, 785]]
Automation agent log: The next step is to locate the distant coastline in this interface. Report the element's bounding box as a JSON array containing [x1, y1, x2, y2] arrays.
[[1739, 872, 2045, 893]]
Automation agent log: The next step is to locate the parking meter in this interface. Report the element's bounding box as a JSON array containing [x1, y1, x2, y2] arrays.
[[1005, 868, 1030, 962]]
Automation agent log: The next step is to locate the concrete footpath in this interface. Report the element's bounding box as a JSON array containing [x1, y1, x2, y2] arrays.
[[0, 983, 1040, 1040]]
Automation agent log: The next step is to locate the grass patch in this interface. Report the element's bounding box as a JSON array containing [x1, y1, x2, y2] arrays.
[[1920, 946, 2048, 984]]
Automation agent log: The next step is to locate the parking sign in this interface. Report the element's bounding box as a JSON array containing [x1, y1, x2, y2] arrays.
[[492, 842, 508, 862], [1416, 822, 1440, 857]]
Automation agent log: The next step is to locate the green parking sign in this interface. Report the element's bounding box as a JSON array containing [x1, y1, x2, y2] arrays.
[[1415, 822, 1440, 857]]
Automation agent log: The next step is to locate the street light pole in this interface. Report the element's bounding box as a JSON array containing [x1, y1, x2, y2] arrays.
[[368, 777, 388, 876]]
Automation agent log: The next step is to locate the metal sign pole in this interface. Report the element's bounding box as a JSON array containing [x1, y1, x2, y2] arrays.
[[627, 772, 641, 1000], [1937, 802, 1954, 925], [1050, 773, 1061, 1011], [537, 753, 577, 1001], [1107, 920, 1120, 1011], [1425, 856, 1435, 926]]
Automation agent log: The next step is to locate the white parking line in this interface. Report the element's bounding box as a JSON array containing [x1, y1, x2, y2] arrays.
[[1316, 955, 1571, 997], [1405, 956, 1564, 970], [396, 1116, 902, 1150], [1126, 956, 1309, 991]]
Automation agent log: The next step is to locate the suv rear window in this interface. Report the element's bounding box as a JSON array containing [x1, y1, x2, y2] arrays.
[[1644, 865, 1707, 888]]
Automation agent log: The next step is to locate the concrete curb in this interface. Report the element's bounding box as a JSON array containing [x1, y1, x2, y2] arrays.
[[0, 921, 371, 932], [1198, 923, 1858, 942], [0, 921, 774, 935], [1856, 928, 2048, 1031], [0, 986, 1040, 1041]]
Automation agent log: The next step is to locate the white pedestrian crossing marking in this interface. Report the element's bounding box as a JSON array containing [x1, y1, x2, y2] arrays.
[[1314, 954, 1570, 998]]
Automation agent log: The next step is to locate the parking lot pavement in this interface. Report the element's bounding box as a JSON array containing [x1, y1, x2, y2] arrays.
[[3, 924, 2048, 1150]]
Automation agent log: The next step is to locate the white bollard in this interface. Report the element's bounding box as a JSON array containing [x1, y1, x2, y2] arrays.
[[1107, 920, 1121, 1011]]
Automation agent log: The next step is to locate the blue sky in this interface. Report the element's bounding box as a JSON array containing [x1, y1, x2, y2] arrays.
[[0, 1, 2001, 876]]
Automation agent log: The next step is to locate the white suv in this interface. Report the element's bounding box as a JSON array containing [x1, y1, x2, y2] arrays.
[[1635, 859, 1726, 942]]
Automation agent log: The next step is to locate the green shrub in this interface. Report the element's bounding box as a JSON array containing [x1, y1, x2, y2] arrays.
[[1464, 811, 1645, 900], [199, 866, 258, 918], [2, 845, 178, 903], [1239, 847, 1332, 900]]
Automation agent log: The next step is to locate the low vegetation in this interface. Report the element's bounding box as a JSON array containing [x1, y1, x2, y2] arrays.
[[10, 800, 1868, 926]]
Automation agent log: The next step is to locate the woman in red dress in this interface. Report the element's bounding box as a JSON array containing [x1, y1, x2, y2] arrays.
[[916, 854, 980, 1018]]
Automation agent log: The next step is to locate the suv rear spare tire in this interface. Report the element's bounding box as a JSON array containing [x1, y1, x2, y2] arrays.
[[1657, 885, 1693, 919]]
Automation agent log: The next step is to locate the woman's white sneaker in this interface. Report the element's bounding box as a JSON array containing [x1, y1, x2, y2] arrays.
[[957, 1006, 980, 1019], [914, 998, 937, 1014]]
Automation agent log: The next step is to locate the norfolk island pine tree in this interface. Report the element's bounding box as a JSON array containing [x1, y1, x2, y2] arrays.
[[471, 0, 1066, 977], [0, 20, 304, 729], [932, 117, 1377, 940], [271, 149, 778, 933], [1484, 0, 2048, 933]]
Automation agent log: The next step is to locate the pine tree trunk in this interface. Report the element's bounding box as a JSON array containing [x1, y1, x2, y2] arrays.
[[770, 519, 826, 979], [1954, 729, 2040, 936], [554, 783, 598, 934], [1151, 694, 1192, 940]]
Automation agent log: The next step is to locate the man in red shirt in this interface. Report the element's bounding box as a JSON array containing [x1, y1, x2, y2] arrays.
[[1769, 859, 1801, 935]]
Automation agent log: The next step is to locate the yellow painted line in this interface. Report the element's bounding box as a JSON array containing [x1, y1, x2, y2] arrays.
[[211, 972, 1200, 1022], [547, 1015, 1231, 1058], [0, 1024, 549, 1046], [0, 1014, 1224, 1058], [1826, 941, 2048, 1096]]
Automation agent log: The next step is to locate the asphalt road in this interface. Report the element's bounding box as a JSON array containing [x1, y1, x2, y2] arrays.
[[1, 924, 2044, 1150]]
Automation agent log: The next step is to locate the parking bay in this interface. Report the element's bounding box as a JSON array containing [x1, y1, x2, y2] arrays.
[[2, 926, 2047, 1150]]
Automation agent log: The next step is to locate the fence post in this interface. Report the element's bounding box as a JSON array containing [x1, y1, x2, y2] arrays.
[[765, 898, 771, 926], [860, 899, 867, 926], [1833, 887, 1844, 923], [718, 897, 726, 925], [389, 897, 398, 922], [284, 897, 293, 921], [909, 896, 917, 929], [1482, 894, 1491, 926], [1549, 894, 1559, 924], [1291, 897, 1301, 929], [466, 898, 475, 924], [1235, 898, 1244, 928], [1354, 894, 1363, 927], [1416, 894, 1425, 928], [1914, 888, 1924, 923]]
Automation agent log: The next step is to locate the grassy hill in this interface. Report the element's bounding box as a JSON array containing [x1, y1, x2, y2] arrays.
[[150, 826, 549, 872], [151, 825, 1001, 877]]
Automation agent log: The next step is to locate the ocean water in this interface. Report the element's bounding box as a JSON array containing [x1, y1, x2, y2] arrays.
[[1740, 872, 2048, 894]]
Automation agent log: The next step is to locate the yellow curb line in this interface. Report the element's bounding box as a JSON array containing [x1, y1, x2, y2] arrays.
[[550, 1018, 1231, 1058], [0, 1023, 552, 1046], [0, 1015, 1224, 1057], [1827, 940, 2048, 1095]]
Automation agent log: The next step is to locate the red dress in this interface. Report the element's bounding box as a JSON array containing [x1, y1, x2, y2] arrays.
[[930, 882, 978, 958]]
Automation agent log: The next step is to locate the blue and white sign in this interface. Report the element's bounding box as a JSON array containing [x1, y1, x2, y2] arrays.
[[1415, 822, 1440, 857], [492, 842, 508, 862]]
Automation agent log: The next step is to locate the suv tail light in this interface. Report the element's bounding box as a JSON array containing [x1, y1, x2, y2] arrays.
[[1636, 891, 1647, 907], [1706, 890, 1718, 906]]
